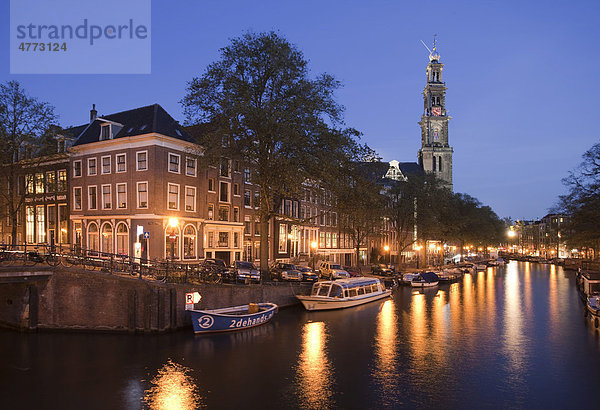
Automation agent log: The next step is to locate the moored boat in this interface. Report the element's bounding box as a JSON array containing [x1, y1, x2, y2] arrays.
[[297, 277, 391, 311], [400, 272, 420, 285], [473, 263, 487, 271], [587, 295, 600, 319], [189, 302, 278, 334], [411, 271, 440, 287]]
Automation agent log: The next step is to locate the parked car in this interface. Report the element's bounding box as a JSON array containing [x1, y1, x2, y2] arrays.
[[199, 258, 234, 282], [318, 262, 350, 280], [271, 263, 303, 281], [371, 264, 394, 276], [296, 266, 319, 282], [232, 261, 261, 284], [344, 266, 362, 277]]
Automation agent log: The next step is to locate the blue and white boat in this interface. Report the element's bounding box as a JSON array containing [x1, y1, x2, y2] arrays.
[[411, 271, 440, 287], [189, 302, 278, 334]]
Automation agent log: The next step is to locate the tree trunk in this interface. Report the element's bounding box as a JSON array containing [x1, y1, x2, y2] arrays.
[[259, 213, 270, 281]]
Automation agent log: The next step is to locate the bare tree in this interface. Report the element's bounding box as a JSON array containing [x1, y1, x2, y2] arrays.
[[0, 81, 57, 246]]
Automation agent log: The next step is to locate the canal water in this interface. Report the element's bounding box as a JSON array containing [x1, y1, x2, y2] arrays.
[[2, 262, 600, 409]]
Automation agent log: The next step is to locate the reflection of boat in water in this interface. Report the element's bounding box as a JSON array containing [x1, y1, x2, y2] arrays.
[[189, 303, 278, 334], [297, 277, 391, 311], [410, 272, 439, 288]]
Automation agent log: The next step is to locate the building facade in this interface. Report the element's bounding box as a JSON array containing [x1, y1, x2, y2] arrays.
[[68, 104, 245, 264], [418, 40, 454, 190]]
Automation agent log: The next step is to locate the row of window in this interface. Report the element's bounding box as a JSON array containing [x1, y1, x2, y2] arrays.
[[73, 182, 148, 211], [72, 152, 199, 177], [24, 204, 69, 244], [25, 170, 67, 194]]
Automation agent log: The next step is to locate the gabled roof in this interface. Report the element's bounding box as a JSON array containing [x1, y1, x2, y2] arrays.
[[357, 160, 423, 185], [72, 104, 194, 146]]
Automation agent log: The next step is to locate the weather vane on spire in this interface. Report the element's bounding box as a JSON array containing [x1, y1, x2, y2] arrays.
[[420, 34, 440, 62]]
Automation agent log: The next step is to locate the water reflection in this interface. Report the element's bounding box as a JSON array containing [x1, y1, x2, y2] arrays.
[[296, 321, 334, 409], [373, 299, 398, 405], [503, 263, 528, 395], [143, 360, 201, 409]]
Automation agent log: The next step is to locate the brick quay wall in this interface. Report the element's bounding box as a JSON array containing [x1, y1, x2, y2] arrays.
[[0, 268, 310, 333]]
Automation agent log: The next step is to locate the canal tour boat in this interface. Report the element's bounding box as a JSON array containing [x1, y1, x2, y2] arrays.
[[189, 302, 278, 334], [410, 271, 440, 287], [296, 277, 392, 311]]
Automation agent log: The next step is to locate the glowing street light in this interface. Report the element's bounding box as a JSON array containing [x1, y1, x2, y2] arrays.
[[168, 217, 179, 262], [310, 240, 318, 270]]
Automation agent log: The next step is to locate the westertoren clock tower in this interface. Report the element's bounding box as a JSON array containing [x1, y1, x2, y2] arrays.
[[418, 39, 454, 190]]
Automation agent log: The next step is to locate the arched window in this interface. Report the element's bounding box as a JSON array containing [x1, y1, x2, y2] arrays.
[[183, 225, 196, 259], [432, 156, 437, 172], [439, 157, 442, 172], [101, 223, 113, 254], [116, 223, 129, 256], [88, 222, 99, 252], [165, 226, 180, 260]]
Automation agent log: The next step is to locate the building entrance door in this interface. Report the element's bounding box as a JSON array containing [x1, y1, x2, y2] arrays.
[[215, 251, 230, 265]]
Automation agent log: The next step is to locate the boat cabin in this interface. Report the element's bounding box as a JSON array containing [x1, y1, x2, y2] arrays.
[[310, 278, 383, 299], [580, 271, 600, 296]]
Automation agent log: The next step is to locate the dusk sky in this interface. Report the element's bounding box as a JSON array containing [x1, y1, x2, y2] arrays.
[[2, 0, 598, 220]]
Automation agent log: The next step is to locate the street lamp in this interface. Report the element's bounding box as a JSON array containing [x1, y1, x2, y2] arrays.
[[383, 244, 390, 268], [168, 217, 179, 262], [310, 240, 318, 270]]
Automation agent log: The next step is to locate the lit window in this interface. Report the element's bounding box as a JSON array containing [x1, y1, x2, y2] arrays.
[[117, 183, 127, 209], [46, 171, 56, 193], [208, 204, 214, 220], [102, 185, 112, 209], [57, 170, 67, 192], [137, 182, 148, 208], [35, 173, 44, 194]]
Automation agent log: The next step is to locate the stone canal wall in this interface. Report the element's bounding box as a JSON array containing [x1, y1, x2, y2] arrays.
[[0, 268, 310, 333]]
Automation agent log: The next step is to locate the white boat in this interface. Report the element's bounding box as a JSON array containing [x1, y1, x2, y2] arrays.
[[410, 271, 440, 287], [297, 277, 392, 311], [400, 272, 420, 285], [473, 264, 487, 271]]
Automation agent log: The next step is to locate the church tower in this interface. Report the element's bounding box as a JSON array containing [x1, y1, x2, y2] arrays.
[[418, 38, 454, 190]]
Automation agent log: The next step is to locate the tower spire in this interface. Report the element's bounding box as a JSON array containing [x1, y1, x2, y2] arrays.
[[418, 36, 453, 190]]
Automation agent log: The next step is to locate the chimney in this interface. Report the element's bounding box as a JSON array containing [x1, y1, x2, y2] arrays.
[[90, 104, 97, 123]]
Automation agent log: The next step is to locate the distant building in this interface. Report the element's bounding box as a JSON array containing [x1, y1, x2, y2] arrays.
[[417, 39, 454, 190]]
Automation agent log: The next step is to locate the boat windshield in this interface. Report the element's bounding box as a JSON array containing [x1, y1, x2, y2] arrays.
[[317, 284, 331, 297], [329, 284, 343, 298]]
